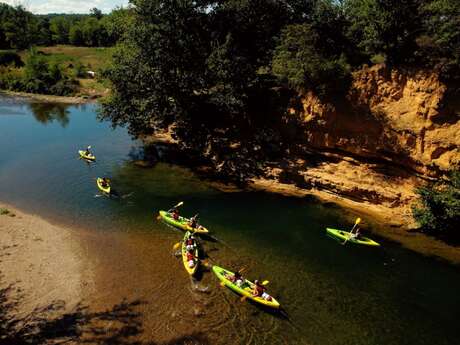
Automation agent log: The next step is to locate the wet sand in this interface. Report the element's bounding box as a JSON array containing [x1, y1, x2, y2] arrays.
[[0, 203, 287, 345]]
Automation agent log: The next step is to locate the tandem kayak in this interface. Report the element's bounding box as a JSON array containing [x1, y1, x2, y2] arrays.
[[78, 150, 95, 161], [212, 265, 280, 309], [96, 178, 111, 194], [326, 228, 380, 247], [182, 231, 199, 276], [158, 210, 209, 234]]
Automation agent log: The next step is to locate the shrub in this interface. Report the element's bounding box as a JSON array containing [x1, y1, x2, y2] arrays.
[[0, 51, 23, 67], [412, 169, 460, 235]]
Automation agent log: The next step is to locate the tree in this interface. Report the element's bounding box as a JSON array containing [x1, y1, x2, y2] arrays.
[[90, 7, 103, 20], [344, 0, 423, 65], [412, 169, 460, 236], [419, 0, 460, 80], [69, 25, 84, 46], [50, 16, 71, 44], [272, 23, 351, 96], [0, 4, 37, 49]]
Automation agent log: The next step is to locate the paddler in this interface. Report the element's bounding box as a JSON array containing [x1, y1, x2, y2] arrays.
[[100, 177, 110, 188], [229, 271, 244, 287], [186, 249, 195, 268], [189, 214, 198, 229], [85, 145, 92, 156], [252, 280, 272, 301], [168, 207, 180, 220], [185, 234, 196, 251]]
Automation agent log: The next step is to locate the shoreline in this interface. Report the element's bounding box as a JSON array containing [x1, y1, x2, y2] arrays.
[[0, 90, 97, 104], [0, 203, 95, 318], [246, 178, 460, 265]]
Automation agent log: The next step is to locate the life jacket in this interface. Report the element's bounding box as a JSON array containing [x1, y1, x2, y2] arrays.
[[255, 284, 265, 296]]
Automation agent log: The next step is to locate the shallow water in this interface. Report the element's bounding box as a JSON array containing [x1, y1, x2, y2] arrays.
[[0, 95, 459, 345]]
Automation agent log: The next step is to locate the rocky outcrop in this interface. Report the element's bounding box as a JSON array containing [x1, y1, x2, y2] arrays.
[[271, 64, 460, 226], [292, 64, 459, 174]]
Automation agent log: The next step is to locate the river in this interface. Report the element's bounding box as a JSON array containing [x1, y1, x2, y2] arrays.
[[0, 95, 459, 345]]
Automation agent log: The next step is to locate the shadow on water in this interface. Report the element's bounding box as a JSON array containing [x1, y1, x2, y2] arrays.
[[0, 276, 210, 345], [28, 102, 71, 128]]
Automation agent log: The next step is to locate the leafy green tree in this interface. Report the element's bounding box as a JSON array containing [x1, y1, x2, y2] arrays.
[[36, 17, 52, 46], [90, 7, 103, 20], [69, 25, 84, 46], [0, 4, 37, 49], [272, 23, 351, 95], [413, 169, 460, 235], [344, 0, 423, 65], [419, 0, 460, 80], [50, 16, 71, 44]]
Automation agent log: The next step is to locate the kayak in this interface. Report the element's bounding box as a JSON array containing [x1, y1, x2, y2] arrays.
[[212, 265, 280, 309], [326, 228, 380, 247], [181, 231, 199, 276], [158, 210, 209, 234], [78, 150, 95, 161], [96, 178, 111, 194]]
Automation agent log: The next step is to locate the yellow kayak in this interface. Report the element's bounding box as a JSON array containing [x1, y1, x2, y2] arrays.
[[96, 178, 111, 194], [158, 210, 210, 234], [181, 231, 199, 276], [79, 150, 95, 161], [213, 265, 280, 309]]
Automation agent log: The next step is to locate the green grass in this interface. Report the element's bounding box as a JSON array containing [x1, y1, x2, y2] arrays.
[[1, 45, 114, 98], [0, 208, 15, 217], [34, 45, 114, 71]]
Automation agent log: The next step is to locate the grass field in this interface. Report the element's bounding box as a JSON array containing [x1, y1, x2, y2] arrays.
[[32, 46, 115, 71], [2, 45, 115, 98]]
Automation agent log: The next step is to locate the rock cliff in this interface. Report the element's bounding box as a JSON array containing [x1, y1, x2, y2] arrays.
[[260, 64, 459, 226]]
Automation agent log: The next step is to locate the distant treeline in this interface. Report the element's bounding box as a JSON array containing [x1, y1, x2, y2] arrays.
[[0, 4, 130, 49]]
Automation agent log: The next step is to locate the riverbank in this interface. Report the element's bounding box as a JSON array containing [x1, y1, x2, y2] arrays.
[[143, 136, 460, 265], [0, 90, 95, 104], [0, 204, 93, 319]]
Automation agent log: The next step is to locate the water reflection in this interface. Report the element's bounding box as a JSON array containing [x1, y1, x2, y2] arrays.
[[28, 103, 71, 127]]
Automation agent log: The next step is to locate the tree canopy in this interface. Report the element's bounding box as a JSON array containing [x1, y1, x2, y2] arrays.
[[100, 0, 460, 181]]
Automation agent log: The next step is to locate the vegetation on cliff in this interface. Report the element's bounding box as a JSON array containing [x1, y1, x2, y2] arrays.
[[413, 170, 460, 238], [101, 0, 460, 181]]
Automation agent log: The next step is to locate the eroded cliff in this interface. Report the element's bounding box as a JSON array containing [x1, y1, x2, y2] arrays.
[[257, 64, 459, 226]]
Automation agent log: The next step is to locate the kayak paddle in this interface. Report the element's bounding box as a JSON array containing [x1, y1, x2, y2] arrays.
[[342, 217, 361, 245], [172, 242, 181, 250]]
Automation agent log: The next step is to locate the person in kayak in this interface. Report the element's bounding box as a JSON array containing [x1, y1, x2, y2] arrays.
[[189, 214, 198, 228], [85, 145, 92, 156], [252, 280, 273, 301], [100, 177, 110, 188], [228, 271, 244, 287], [186, 250, 195, 268], [185, 235, 196, 251], [168, 207, 180, 220]]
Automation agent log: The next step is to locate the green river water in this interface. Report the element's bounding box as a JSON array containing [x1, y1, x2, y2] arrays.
[[0, 95, 459, 345]]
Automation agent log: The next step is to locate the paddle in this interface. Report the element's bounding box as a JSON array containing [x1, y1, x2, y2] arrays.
[[172, 242, 181, 250], [240, 280, 270, 302], [157, 201, 184, 220], [342, 217, 361, 245]]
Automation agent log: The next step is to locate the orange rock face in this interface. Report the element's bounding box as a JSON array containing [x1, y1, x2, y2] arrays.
[[280, 64, 459, 225]]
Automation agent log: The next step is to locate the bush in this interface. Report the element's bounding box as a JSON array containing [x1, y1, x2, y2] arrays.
[[412, 169, 460, 235], [272, 24, 351, 96], [0, 51, 23, 67], [0, 66, 23, 90]]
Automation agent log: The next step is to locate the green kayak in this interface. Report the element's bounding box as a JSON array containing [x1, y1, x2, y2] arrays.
[[158, 210, 209, 234], [212, 265, 280, 309], [326, 228, 380, 247]]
